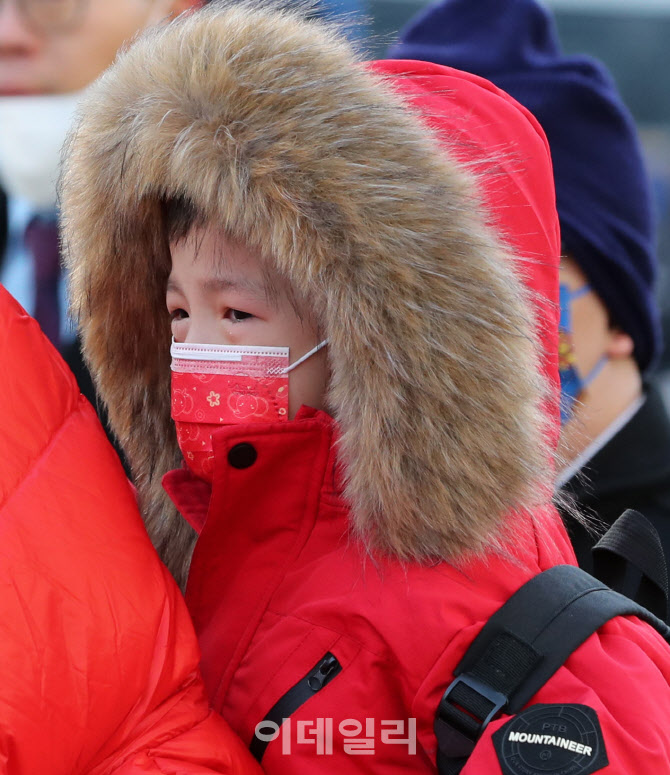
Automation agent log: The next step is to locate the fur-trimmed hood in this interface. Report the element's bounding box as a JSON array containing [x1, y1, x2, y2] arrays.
[[61, 3, 560, 585]]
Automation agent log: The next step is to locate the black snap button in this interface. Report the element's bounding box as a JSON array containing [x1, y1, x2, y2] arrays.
[[227, 442, 257, 469]]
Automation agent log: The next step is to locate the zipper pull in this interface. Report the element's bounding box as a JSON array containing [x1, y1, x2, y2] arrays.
[[307, 653, 340, 691]]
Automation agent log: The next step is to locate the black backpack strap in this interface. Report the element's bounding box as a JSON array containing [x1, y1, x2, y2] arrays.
[[592, 509, 668, 621], [435, 564, 670, 775]]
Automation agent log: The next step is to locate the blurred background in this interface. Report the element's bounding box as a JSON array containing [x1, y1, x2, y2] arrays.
[[363, 0, 670, 374]]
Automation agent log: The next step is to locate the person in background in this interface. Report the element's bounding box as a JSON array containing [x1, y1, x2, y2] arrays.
[[389, 0, 670, 574], [0, 0, 201, 441]]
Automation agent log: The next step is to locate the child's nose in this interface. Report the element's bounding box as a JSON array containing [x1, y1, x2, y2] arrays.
[[184, 318, 229, 346]]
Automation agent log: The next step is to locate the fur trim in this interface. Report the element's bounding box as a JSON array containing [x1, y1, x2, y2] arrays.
[[61, 2, 552, 587]]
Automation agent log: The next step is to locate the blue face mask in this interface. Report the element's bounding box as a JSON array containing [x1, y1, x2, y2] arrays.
[[558, 283, 607, 424]]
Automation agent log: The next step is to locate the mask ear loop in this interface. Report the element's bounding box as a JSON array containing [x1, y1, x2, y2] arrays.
[[282, 339, 328, 374], [580, 354, 608, 390], [568, 284, 591, 303]]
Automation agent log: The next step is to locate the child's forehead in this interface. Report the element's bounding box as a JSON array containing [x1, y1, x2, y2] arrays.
[[170, 227, 267, 281], [168, 225, 298, 308], [171, 226, 257, 268]]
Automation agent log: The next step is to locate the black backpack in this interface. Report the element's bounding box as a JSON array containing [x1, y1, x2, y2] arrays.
[[434, 509, 670, 775]]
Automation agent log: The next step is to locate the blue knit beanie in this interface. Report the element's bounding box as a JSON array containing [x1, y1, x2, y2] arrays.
[[389, 0, 661, 372]]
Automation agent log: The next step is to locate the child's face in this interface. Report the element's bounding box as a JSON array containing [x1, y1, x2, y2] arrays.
[[167, 226, 328, 420]]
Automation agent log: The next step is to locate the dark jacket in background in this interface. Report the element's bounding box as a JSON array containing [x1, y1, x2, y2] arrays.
[[561, 382, 670, 575]]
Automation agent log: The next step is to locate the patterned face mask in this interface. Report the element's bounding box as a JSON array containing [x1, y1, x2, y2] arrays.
[[170, 339, 327, 482], [558, 284, 606, 424]]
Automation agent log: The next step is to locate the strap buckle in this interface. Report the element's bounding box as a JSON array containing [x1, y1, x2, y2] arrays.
[[435, 673, 508, 757]]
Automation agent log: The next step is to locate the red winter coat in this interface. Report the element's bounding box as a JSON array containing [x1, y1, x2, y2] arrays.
[[164, 406, 670, 774], [60, 5, 670, 774], [0, 286, 261, 774]]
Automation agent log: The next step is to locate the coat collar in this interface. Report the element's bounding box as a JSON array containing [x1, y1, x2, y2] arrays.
[[162, 467, 211, 535], [562, 382, 670, 501], [162, 406, 343, 536]]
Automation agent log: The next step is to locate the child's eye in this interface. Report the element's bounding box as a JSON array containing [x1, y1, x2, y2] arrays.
[[226, 309, 254, 322], [169, 308, 188, 321]]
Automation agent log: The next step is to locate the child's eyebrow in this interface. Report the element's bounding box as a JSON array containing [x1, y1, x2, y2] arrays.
[[166, 277, 182, 294], [165, 275, 267, 297], [202, 276, 268, 297]]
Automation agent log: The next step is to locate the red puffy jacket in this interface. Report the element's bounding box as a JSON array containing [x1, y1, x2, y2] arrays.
[[0, 286, 261, 774], [165, 405, 670, 774], [59, 5, 670, 774]]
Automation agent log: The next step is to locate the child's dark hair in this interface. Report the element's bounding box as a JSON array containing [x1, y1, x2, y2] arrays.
[[162, 195, 206, 245]]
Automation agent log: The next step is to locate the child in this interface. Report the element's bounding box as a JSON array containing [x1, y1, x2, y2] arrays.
[[61, 3, 670, 773]]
